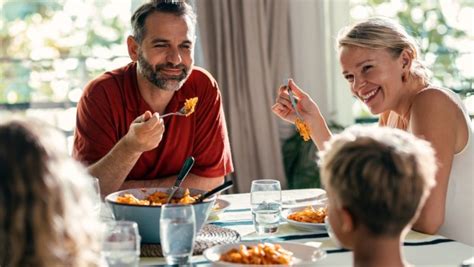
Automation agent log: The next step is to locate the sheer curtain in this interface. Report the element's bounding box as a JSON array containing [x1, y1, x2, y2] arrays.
[[195, 0, 291, 192]]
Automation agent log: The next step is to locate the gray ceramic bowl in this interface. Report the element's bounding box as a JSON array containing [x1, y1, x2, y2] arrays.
[[105, 187, 216, 244]]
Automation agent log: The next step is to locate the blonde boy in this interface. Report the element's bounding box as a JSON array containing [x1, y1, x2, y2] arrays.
[[319, 125, 437, 267]]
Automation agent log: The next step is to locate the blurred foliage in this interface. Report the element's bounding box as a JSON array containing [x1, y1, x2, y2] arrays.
[[385, 0, 471, 93], [0, 0, 131, 104]]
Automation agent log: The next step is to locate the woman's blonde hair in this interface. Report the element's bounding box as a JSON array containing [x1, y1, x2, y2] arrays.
[[337, 17, 431, 83], [0, 118, 101, 267], [319, 125, 436, 236]]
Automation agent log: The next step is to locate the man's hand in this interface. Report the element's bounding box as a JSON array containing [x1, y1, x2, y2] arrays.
[[123, 111, 165, 153], [87, 110, 165, 195]]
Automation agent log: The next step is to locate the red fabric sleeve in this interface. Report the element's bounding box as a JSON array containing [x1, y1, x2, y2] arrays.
[[73, 80, 120, 165]]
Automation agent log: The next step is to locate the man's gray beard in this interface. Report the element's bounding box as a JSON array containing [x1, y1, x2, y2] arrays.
[[137, 53, 189, 91]]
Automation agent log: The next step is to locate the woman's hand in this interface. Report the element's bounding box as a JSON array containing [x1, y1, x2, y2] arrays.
[[272, 79, 332, 149], [272, 79, 321, 125]]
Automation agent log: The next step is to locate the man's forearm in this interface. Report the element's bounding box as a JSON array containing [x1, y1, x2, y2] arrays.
[[120, 176, 177, 189], [180, 174, 224, 191], [121, 174, 224, 191], [88, 138, 142, 196]]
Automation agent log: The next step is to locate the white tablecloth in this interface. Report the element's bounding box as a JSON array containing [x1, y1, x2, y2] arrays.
[[139, 188, 474, 266]]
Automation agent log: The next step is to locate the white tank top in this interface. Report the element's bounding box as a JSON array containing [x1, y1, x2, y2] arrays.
[[437, 89, 474, 246]]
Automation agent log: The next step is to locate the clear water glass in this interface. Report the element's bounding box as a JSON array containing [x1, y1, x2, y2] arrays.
[[102, 221, 141, 267], [91, 177, 101, 215], [250, 179, 282, 234], [160, 204, 196, 265]]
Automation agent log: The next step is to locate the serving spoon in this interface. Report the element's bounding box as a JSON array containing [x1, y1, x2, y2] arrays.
[[166, 156, 195, 204], [195, 180, 234, 203]]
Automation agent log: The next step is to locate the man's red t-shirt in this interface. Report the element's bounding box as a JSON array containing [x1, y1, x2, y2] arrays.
[[73, 62, 233, 180]]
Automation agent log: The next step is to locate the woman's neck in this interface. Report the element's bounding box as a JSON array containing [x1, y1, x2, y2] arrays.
[[393, 76, 428, 121]]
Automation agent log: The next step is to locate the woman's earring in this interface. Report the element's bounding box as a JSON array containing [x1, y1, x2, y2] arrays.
[[401, 72, 407, 82]]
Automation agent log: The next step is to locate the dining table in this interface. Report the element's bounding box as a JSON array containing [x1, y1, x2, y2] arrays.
[[137, 188, 474, 266]]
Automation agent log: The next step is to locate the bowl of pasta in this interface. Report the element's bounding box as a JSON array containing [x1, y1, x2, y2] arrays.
[[105, 187, 216, 244], [281, 204, 328, 231]]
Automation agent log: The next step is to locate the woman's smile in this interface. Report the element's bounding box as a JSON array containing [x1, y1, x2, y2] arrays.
[[360, 86, 381, 104]]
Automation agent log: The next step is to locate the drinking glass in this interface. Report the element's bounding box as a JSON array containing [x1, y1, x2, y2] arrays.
[[250, 179, 282, 234], [90, 177, 101, 215], [102, 221, 141, 267], [160, 204, 196, 265]]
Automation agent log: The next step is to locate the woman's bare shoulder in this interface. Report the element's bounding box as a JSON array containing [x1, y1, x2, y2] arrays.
[[412, 86, 461, 112], [410, 86, 465, 133]]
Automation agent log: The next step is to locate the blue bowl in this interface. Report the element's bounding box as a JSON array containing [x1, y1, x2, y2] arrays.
[[105, 187, 216, 244]]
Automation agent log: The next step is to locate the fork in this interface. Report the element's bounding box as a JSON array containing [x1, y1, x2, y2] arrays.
[[160, 106, 187, 118], [287, 86, 304, 120]]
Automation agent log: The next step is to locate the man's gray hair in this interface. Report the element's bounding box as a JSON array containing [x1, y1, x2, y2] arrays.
[[131, 0, 197, 44]]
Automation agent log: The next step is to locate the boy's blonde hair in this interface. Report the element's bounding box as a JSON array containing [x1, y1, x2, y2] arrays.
[[337, 17, 431, 84], [319, 125, 436, 236]]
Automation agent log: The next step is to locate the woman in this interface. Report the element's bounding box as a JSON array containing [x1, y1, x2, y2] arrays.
[[0, 118, 102, 266], [272, 17, 474, 246]]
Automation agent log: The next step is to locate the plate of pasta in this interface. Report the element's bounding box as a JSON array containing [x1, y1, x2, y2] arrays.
[[281, 204, 328, 231], [203, 241, 326, 266]]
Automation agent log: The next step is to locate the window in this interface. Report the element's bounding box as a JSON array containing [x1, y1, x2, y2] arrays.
[[1, 0, 132, 138]]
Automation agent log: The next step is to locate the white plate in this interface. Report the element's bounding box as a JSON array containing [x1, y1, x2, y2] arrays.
[[203, 241, 326, 266], [209, 199, 231, 217], [281, 204, 327, 231]]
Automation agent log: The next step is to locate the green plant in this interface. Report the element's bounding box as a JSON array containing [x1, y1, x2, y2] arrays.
[[282, 132, 320, 189], [282, 121, 345, 189]]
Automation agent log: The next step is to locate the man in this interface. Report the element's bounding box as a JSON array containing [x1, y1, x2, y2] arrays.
[[73, 1, 233, 195]]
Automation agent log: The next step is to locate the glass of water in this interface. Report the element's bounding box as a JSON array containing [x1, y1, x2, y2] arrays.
[[90, 177, 101, 215], [251, 179, 282, 234], [160, 204, 196, 265], [102, 221, 141, 267]]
